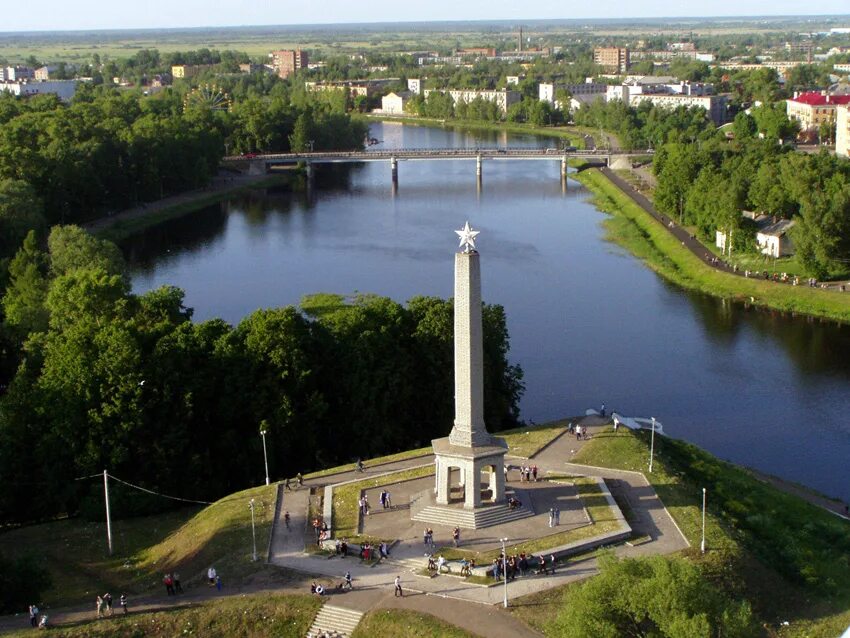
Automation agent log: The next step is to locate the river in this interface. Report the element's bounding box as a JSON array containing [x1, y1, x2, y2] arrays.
[[124, 121, 850, 503]]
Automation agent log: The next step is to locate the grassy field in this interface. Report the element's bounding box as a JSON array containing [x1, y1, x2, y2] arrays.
[[352, 608, 477, 638], [576, 168, 850, 323], [4, 592, 321, 638], [508, 426, 850, 636], [331, 466, 434, 541], [0, 484, 279, 607]]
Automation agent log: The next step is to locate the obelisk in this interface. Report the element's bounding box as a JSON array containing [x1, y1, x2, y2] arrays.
[[430, 222, 507, 511]]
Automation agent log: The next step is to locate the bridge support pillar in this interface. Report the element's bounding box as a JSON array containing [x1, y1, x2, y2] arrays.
[[390, 157, 398, 183], [561, 156, 568, 181], [476, 155, 482, 178], [305, 161, 314, 181]]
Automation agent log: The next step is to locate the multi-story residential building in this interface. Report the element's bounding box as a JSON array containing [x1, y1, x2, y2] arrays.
[[238, 63, 264, 74], [836, 105, 850, 158], [538, 82, 607, 107], [34, 65, 57, 80], [627, 93, 727, 125], [3, 66, 35, 81], [270, 49, 309, 79], [593, 47, 630, 73], [785, 92, 850, 130], [422, 88, 521, 114], [456, 47, 497, 58], [305, 78, 397, 98], [407, 78, 422, 95], [171, 64, 210, 79], [0, 80, 77, 101]]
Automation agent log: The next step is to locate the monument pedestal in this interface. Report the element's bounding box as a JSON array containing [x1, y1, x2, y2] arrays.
[[432, 436, 507, 509]]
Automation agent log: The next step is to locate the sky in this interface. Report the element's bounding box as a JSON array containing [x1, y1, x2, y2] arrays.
[[3, 0, 850, 32]]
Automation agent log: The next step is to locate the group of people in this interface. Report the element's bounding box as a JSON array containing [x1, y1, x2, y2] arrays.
[[358, 495, 370, 516], [379, 489, 392, 509], [312, 517, 329, 545], [95, 593, 127, 618], [283, 472, 304, 491], [515, 465, 539, 482], [492, 552, 557, 580], [162, 572, 183, 595], [548, 506, 562, 527], [568, 422, 588, 440], [27, 604, 48, 629], [422, 527, 436, 549], [508, 496, 522, 510]]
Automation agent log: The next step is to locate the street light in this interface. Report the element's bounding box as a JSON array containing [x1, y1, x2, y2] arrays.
[[649, 417, 656, 473], [500, 538, 509, 608], [249, 498, 258, 562], [259, 426, 270, 486], [701, 488, 707, 554]]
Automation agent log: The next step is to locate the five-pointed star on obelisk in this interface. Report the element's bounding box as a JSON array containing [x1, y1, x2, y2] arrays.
[[455, 221, 480, 252]]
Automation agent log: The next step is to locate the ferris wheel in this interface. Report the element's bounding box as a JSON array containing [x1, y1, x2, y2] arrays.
[[183, 84, 232, 112]]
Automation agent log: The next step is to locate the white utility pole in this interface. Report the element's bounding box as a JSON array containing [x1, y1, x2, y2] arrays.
[[249, 498, 258, 562], [501, 538, 509, 608], [103, 470, 113, 556], [701, 488, 707, 554], [260, 428, 270, 486], [649, 417, 656, 473]]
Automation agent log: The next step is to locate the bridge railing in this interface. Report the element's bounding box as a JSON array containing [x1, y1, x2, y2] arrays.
[[223, 148, 624, 162]]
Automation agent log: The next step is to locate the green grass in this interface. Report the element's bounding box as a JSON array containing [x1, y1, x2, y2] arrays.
[[433, 476, 622, 563], [303, 447, 430, 480], [576, 168, 850, 323], [4, 592, 321, 638], [331, 466, 434, 541], [0, 484, 278, 607], [571, 427, 850, 636], [499, 421, 568, 458], [352, 609, 477, 638], [303, 419, 567, 480]]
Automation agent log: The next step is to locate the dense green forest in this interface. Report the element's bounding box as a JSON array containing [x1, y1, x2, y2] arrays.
[[0, 226, 523, 524]]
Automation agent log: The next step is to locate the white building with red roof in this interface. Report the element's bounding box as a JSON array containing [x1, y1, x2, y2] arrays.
[[785, 91, 850, 130]]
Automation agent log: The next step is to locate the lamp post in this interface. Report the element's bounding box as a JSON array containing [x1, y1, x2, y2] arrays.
[[500, 538, 509, 608], [259, 427, 270, 486], [701, 488, 707, 554], [249, 498, 258, 562], [649, 417, 656, 473]]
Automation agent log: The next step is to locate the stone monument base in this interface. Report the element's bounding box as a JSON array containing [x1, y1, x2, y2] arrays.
[[411, 487, 534, 530]]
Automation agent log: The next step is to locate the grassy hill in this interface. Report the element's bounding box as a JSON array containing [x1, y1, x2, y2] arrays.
[[4, 592, 320, 638], [1, 483, 279, 607], [508, 426, 850, 637]]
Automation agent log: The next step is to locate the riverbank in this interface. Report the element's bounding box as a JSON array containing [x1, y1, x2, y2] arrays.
[[575, 167, 850, 323], [85, 172, 295, 242], [362, 113, 588, 148]]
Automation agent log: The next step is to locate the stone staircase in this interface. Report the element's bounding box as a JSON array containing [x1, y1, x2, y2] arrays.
[[306, 604, 364, 638], [412, 501, 533, 529]]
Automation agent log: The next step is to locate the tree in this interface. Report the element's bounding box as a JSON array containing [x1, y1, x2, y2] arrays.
[[0, 553, 52, 613], [2, 231, 49, 339], [47, 225, 125, 278], [551, 554, 757, 638], [288, 112, 312, 152], [0, 179, 44, 260], [654, 143, 701, 221]]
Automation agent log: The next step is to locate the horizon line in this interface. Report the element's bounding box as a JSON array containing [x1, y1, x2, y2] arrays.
[[1, 13, 850, 37]]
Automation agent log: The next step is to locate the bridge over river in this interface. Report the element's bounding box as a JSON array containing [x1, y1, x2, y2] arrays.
[[223, 148, 651, 181]]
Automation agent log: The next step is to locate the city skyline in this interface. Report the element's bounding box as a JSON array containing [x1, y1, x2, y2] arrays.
[[1, 1, 849, 33]]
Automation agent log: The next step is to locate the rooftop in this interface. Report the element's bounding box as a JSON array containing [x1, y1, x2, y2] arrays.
[[788, 92, 850, 106]]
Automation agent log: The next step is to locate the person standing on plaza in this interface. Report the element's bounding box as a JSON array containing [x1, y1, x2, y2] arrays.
[[173, 572, 183, 594], [119, 594, 128, 614], [452, 526, 460, 547], [28, 604, 39, 628], [548, 507, 555, 528], [532, 465, 538, 482], [394, 575, 403, 597]]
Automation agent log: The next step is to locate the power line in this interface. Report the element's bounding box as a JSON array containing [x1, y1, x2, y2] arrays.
[[106, 473, 213, 505]]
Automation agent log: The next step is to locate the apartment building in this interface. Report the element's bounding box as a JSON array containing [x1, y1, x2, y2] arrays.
[[171, 64, 211, 79], [34, 65, 57, 80], [785, 92, 850, 130], [538, 82, 607, 107], [630, 93, 728, 125], [422, 88, 521, 114], [837, 105, 850, 158], [593, 47, 630, 73], [270, 50, 309, 79]]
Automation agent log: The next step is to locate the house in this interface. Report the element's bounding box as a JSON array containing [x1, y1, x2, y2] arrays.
[[716, 212, 795, 258], [35, 65, 57, 80], [382, 91, 412, 114], [757, 219, 796, 258], [837, 105, 849, 158], [422, 88, 521, 114]]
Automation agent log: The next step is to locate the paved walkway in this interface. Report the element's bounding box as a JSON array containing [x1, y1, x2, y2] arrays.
[[600, 166, 850, 291], [268, 417, 688, 615]]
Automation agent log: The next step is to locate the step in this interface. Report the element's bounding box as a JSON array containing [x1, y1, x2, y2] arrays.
[[412, 502, 534, 529], [306, 604, 364, 638]]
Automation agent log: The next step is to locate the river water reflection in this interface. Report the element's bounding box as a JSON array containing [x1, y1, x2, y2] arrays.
[[125, 122, 850, 502]]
